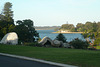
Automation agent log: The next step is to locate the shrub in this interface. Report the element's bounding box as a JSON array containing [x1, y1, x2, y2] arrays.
[[55, 33, 67, 43], [70, 38, 89, 49]]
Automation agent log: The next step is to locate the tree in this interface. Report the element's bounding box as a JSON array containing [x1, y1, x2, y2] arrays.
[[94, 34, 100, 46], [76, 23, 85, 32], [84, 22, 93, 32], [55, 33, 67, 43], [81, 21, 98, 45], [0, 2, 15, 39], [3, 2, 15, 32], [3, 2, 13, 21], [60, 24, 75, 32], [97, 22, 100, 32], [92, 22, 97, 32], [14, 19, 39, 43]]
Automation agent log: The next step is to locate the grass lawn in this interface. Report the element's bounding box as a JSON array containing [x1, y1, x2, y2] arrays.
[[0, 44, 100, 67]]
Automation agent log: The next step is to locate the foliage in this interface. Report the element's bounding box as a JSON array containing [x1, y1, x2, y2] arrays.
[[59, 21, 100, 33], [81, 30, 89, 38], [81, 22, 99, 44], [55, 33, 67, 43], [82, 31, 99, 45], [94, 34, 100, 46], [76, 23, 85, 32], [95, 46, 100, 49], [70, 38, 89, 49], [60, 24, 75, 32], [60, 21, 100, 33], [3, 2, 13, 20], [97, 22, 100, 32], [14, 19, 39, 43], [0, 2, 15, 39], [84, 22, 93, 31], [70, 28, 77, 32], [2, 2, 14, 25], [77, 22, 99, 33]]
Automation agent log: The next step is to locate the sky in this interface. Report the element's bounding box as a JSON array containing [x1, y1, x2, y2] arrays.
[[0, 0, 100, 26]]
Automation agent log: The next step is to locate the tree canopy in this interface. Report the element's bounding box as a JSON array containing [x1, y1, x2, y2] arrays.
[[60, 24, 75, 32], [59, 21, 100, 33], [14, 19, 39, 43]]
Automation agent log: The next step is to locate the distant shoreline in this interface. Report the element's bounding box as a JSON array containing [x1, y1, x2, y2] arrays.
[[52, 32, 83, 34]]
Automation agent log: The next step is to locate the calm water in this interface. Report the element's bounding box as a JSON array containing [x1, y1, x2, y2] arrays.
[[37, 30, 85, 42]]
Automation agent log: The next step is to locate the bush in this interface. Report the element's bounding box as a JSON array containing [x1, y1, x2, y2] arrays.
[[55, 33, 67, 43], [70, 38, 89, 49]]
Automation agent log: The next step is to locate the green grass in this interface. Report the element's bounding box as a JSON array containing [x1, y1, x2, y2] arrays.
[[0, 44, 100, 67]]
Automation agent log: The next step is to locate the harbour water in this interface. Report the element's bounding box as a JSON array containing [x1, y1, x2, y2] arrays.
[[37, 30, 85, 42]]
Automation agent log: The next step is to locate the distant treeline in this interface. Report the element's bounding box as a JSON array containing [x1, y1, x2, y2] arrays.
[[60, 21, 100, 32]]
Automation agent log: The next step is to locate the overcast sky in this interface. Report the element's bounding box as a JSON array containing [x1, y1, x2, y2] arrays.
[[0, 0, 100, 26]]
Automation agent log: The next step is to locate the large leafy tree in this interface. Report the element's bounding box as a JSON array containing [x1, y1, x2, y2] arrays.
[[14, 19, 39, 43]]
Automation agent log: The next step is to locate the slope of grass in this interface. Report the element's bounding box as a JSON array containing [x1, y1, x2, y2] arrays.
[[0, 44, 100, 67]]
